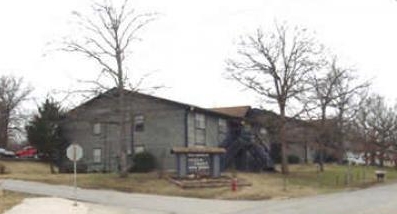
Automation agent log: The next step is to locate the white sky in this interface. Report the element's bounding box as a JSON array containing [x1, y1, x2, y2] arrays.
[[1, 0, 397, 112]]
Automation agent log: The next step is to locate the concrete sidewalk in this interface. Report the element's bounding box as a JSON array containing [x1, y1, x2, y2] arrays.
[[1, 179, 258, 214], [4, 197, 132, 214]]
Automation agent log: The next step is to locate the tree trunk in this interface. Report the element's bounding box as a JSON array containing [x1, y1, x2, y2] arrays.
[[379, 151, 384, 167], [49, 162, 56, 174], [304, 141, 308, 164], [394, 158, 397, 169], [47, 153, 56, 174], [118, 78, 129, 178], [318, 146, 324, 172], [115, 37, 129, 177], [0, 126, 7, 148], [364, 151, 369, 165], [0, 113, 9, 148], [370, 152, 376, 166], [318, 107, 327, 172], [279, 107, 289, 174], [117, 75, 129, 177]]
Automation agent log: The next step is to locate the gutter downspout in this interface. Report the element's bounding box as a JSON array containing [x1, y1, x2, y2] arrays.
[[184, 108, 189, 147]]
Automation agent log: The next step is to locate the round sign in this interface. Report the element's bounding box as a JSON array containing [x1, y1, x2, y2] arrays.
[[66, 144, 83, 161]]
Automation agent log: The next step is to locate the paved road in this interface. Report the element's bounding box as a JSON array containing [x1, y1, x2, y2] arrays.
[[0, 179, 257, 214], [2, 179, 397, 214], [231, 184, 397, 214]]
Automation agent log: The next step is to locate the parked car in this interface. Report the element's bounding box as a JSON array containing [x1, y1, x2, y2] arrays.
[[15, 146, 38, 158], [0, 147, 16, 158], [344, 152, 366, 165], [346, 156, 366, 165]]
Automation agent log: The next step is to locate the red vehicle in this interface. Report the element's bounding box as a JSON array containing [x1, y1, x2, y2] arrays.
[[16, 146, 38, 158]]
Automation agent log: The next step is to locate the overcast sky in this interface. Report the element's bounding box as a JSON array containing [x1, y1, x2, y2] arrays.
[[1, 0, 397, 112]]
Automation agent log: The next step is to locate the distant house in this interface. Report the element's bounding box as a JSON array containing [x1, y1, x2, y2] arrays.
[[61, 88, 240, 172]]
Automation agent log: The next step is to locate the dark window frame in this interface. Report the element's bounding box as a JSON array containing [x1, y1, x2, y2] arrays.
[[134, 114, 145, 132]]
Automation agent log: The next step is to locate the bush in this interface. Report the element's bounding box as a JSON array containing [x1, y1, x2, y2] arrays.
[[287, 155, 301, 164], [0, 163, 6, 174], [325, 155, 338, 163], [314, 153, 338, 164], [130, 151, 156, 173]]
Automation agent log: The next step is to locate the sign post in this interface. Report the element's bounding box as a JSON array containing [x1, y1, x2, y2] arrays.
[[0, 181, 3, 213], [66, 143, 83, 206]]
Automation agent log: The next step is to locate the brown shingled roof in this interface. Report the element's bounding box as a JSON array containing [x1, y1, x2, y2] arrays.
[[209, 106, 251, 118]]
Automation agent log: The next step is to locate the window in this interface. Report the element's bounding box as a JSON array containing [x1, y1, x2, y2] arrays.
[[134, 115, 144, 132], [195, 113, 206, 145], [195, 113, 205, 129], [93, 123, 101, 135], [195, 129, 205, 144], [134, 145, 145, 154], [218, 119, 227, 133], [260, 128, 268, 135], [218, 119, 227, 142], [93, 148, 102, 163]]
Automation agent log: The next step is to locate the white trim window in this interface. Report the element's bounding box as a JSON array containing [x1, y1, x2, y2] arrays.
[[195, 113, 206, 145], [93, 123, 101, 135], [93, 148, 102, 163], [134, 145, 145, 154], [218, 118, 227, 142]]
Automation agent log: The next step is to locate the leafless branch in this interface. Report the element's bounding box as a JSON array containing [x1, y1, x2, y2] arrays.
[[0, 75, 33, 147], [61, 0, 159, 177], [225, 22, 324, 174]]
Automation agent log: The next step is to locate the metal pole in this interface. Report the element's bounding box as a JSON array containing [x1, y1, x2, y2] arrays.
[[0, 181, 3, 213], [317, 164, 320, 188], [73, 160, 77, 206]]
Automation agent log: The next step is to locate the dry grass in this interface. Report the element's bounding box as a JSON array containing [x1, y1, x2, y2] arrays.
[[284, 164, 397, 191], [0, 191, 33, 214], [1, 160, 397, 200]]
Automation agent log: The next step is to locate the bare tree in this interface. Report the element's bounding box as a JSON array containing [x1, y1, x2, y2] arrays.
[[354, 93, 372, 165], [63, 0, 157, 177], [331, 66, 370, 164], [226, 23, 323, 174], [0, 75, 33, 148], [364, 95, 397, 167], [310, 57, 369, 171], [309, 58, 343, 171]]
